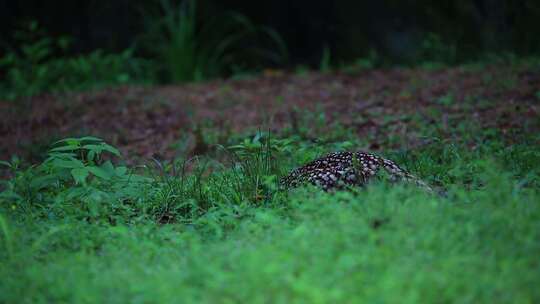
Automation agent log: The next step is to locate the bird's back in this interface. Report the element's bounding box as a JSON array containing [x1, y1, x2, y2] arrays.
[[281, 151, 432, 192]]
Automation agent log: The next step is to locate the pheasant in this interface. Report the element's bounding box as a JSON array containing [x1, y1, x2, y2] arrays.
[[281, 151, 433, 192]]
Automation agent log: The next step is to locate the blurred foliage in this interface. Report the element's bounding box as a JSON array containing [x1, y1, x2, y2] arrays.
[[3, 0, 538, 70], [0, 1, 539, 98], [0, 21, 155, 101], [137, 0, 288, 83], [333, 0, 540, 64]]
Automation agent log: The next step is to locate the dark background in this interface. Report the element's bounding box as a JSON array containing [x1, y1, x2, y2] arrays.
[[1, 0, 540, 66]]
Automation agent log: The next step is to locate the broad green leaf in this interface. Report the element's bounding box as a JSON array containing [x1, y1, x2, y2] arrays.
[[101, 144, 121, 157], [87, 150, 96, 162], [30, 174, 58, 190], [53, 137, 82, 145], [71, 168, 89, 185], [101, 161, 115, 175], [115, 166, 128, 176], [42, 153, 77, 165], [86, 194, 102, 217], [49, 145, 81, 152], [82, 144, 104, 152], [63, 187, 89, 200], [46, 152, 77, 159], [79, 136, 103, 142], [0, 161, 11, 168], [51, 158, 85, 169], [53, 136, 102, 147], [87, 166, 112, 180]]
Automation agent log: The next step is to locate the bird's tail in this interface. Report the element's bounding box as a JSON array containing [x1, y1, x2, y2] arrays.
[[380, 158, 435, 194]]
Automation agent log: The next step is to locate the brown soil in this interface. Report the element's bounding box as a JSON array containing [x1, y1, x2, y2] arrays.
[[1, 65, 539, 164]]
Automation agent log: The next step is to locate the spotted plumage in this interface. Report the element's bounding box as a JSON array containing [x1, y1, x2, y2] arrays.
[[281, 151, 432, 192]]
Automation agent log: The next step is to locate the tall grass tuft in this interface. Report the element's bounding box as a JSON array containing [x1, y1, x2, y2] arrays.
[[138, 0, 288, 83]]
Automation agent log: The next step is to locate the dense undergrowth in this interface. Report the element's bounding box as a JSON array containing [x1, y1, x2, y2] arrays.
[[1, 122, 539, 302], [0, 0, 288, 101], [0, 23, 153, 100], [3, 11, 537, 102]]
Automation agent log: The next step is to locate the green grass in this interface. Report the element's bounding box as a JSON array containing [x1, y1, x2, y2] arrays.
[[1, 127, 539, 303]]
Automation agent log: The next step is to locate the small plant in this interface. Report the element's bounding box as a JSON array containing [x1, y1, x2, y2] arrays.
[[227, 132, 294, 157], [0, 137, 148, 222], [42, 136, 123, 185], [143, 157, 210, 223], [224, 132, 291, 204]]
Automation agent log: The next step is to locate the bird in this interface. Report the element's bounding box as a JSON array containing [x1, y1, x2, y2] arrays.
[[280, 151, 433, 192]]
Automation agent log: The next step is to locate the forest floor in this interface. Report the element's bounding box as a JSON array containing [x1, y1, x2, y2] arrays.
[[1, 63, 538, 163]]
